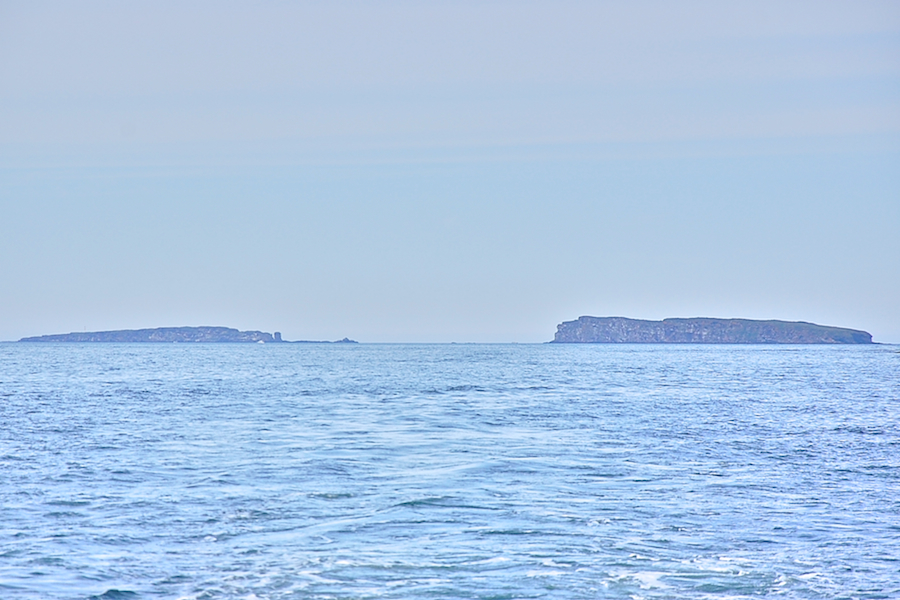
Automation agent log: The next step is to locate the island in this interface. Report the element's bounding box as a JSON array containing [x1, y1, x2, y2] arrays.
[[551, 317, 873, 344], [19, 327, 358, 344]]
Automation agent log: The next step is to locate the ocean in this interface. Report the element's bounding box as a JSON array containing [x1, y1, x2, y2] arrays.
[[1, 343, 898, 599]]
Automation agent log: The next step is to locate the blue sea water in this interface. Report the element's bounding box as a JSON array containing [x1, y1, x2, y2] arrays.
[[1, 343, 898, 600]]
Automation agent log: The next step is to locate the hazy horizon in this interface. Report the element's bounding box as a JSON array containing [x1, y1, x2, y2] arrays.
[[2, 1, 898, 343], [10, 315, 889, 345]]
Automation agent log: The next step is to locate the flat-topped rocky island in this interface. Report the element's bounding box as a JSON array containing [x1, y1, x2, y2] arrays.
[[19, 326, 357, 344], [551, 316, 873, 344]]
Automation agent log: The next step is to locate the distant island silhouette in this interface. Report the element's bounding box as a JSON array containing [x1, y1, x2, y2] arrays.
[[19, 326, 357, 344], [551, 317, 873, 344], [16, 320, 874, 344]]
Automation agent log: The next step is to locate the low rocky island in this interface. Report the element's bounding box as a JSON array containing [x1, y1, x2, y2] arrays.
[[551, 317, 873, 344], [19, 327, 358, 344]]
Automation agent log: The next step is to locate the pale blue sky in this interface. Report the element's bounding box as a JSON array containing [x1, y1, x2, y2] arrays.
[[1, 1, 898, 342]]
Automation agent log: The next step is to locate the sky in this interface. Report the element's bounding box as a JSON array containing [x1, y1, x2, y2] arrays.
[[1, 0, 898, 343]]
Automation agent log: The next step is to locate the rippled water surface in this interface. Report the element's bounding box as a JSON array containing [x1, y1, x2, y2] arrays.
[[1, 343, 898, 599]]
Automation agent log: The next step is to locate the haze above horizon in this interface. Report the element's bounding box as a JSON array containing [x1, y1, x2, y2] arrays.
[[2, 1, 898, 342]]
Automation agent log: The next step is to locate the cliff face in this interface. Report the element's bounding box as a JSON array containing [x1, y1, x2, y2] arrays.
[[20, 326, 277, 343], [552, 317, 873, 344]]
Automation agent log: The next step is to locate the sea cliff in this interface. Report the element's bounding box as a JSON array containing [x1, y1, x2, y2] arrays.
[[19, 327, 359, 343], [19, 326, 278, 343], [551, 317, 873, 344]]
